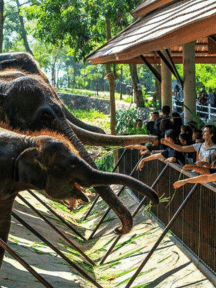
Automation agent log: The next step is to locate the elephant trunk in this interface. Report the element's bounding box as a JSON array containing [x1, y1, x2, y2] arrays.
[[59, 122, 133, 234], [89, 170, 159, 205], [67, 120, 156, 147]]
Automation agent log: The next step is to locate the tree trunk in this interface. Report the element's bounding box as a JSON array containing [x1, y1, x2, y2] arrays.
[[129, 63, 144, 108], [0, 0, 4, 53], [106, 18, 116, 135], [15, 0, 33, 55], [51, 60, 56, 87]]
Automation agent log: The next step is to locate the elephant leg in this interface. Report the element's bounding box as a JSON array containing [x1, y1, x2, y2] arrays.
[[0, 194, 16, 267]]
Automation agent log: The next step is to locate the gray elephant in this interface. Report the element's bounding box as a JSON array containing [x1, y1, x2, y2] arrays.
[[0, 52, 158, 237], [0, 125, 159, 266]]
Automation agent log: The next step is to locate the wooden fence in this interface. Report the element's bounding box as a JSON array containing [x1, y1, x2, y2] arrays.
[[118, 149, 216, 275]]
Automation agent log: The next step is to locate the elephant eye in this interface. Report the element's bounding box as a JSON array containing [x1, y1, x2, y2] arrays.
[[71, 164, 76, 169]]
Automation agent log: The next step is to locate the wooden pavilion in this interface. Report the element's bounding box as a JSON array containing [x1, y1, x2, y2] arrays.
[[86, 0, 216, 123]]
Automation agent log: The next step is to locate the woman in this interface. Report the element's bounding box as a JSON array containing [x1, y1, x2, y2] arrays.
[[161, 125, 216, 164], [137, 129, 184, 170]]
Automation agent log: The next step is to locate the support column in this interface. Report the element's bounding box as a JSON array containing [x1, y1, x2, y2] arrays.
[[183, 41, 196, 124], [161, 50, 172, 109]]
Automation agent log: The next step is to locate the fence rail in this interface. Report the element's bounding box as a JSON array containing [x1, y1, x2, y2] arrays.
[[172, 97, 216, 122], [118, 149, 216, 275]]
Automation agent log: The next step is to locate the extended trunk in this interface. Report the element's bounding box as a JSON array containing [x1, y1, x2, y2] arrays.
[[60, 121, 133, 234], [90, 170, 159, 205], [68, 120, 156, 146]]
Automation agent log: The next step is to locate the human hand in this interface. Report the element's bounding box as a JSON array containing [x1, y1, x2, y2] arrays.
[[137, 159, 145, 171], [160, 138, 167, 145], [183, 164, 194, 170], [124, 145, 136, 150], [140, 150, 148, 157], [173, 181, 184, 189]]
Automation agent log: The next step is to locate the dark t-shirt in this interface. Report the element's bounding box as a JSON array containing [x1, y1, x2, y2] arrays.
[[146, 121, 156, 134], [146, 143, 165, 152], [210, 168, 216, 174], [161, 147, 185, 165]]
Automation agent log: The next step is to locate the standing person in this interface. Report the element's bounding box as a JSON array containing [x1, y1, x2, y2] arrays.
[[161, 125, 216, 164], [146, 111, 159, 134], [154, 105, 170, 134], [197, 85, 208, 119], [208, 88, 215, 107], [171, 112, 183, 137]]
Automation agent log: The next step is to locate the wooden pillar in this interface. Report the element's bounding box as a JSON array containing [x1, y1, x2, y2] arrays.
[[183, 41, 196, 124], [161, 50, 172, 110]]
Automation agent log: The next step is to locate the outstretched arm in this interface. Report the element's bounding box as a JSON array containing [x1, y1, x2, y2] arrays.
[[183, 164, 211, 175], [161, 138, 195, 153], [137, 153, 163, 170], [124, 144, 148, 151], [173, 173, 216, 189]]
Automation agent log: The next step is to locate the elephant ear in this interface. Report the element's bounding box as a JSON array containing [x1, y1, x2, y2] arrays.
[[14, 147, 47, 190]]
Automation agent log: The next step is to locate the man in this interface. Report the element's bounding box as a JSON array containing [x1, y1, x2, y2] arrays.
[[146, 111, 159, 134], [154, 105, 170, 134]]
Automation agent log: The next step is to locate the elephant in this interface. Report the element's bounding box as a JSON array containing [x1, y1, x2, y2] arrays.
[[0, 52, 158, 237], [0, 124, 159, 266]]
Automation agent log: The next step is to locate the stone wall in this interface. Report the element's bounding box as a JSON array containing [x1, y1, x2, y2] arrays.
[[59, 93, 135, 115]]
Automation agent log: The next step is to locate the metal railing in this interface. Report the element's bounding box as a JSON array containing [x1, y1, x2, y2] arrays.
[[172, 97, 216, 122], [118, 149, 216, 276]]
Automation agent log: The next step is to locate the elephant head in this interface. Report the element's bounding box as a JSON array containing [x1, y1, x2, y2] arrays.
[[14, 136, 159, 229]]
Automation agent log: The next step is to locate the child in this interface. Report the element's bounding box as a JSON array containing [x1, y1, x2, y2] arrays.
[[137, 129, 185, 170], [124, 133, 164, 158], [179, 132, 196, 164]]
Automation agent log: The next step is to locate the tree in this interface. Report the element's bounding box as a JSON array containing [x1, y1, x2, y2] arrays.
[[24, 0, 142, 133]]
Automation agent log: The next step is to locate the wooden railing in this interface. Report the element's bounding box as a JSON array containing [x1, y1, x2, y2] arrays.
[[118, 149, 216, 274]]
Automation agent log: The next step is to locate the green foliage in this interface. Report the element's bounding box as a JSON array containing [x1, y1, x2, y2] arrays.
[[95, 149, 114, 172], [116, 108, 149, 135], [67, 108, 106, 121]]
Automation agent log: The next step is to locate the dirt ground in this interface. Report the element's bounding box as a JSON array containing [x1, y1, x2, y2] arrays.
[[0, 187, 215, 288]]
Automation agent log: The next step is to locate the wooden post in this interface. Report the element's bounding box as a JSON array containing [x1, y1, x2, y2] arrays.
[[183, 41, 196, 124], [161, 50, 172, 110]]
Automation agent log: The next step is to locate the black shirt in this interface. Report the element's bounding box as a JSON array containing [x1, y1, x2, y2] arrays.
[[161, 147, 185, 165], [146, 143, 165, 152]]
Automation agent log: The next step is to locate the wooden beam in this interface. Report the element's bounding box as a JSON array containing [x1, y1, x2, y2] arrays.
[[139, 55, 161, 82], [157, 50, 177, 79]]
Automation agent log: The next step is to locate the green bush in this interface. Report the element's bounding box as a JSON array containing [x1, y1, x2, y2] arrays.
[[95, 151, 114, 172]]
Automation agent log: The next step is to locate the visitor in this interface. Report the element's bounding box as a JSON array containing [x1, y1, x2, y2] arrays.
[[154, 105, 170, 134], [192, 129, 204, 143], [161, 124, 216, 164], [179, 132, 196, 164], [171, 112, 183, 136], [173, 151, 216, 189], [146, 111, 159, 134], [137, 129, 185, 170], [124, 133, 164, 158], [208, 88, 215, 107], [135, 119, 143, 130]]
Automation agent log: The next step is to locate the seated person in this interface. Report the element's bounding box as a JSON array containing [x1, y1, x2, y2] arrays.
[[161, 125, 216, 165], [135, 119, 143, 130], [180, 124, 193, 138], [179, 132, 196, 164], [146, 111, 159, 134], [171, 112, 183, 136], [173, 152, 216, 189], [192, 129, 204, 143], [124, 133, 164, 157], [137, 129, 185, 170], [154, 105, 170, 134]]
